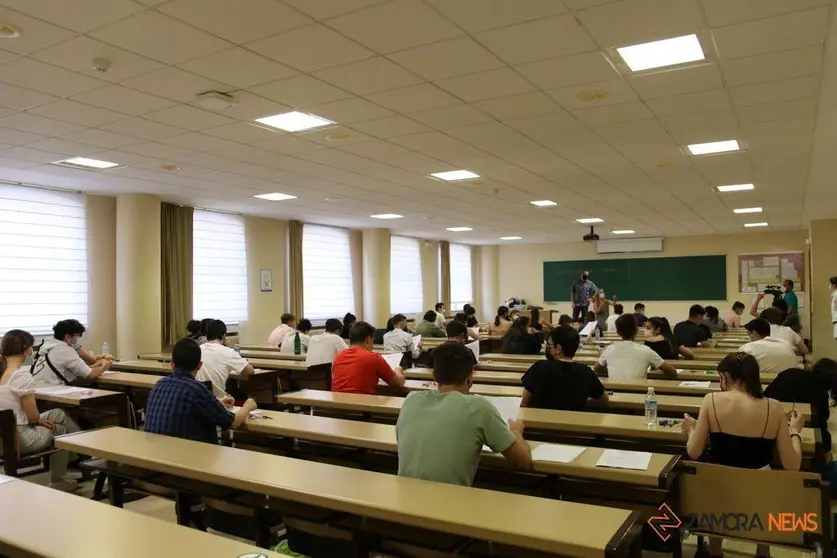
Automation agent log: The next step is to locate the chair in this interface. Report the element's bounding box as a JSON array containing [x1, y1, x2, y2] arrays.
[[291, 363, 332, 391], [0, 409, 56, 477]]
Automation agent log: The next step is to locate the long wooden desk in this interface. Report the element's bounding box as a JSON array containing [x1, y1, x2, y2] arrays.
[[57, 428, 641, 558], [480, 358, 728, 372], [33, 385, 131, 427], [241, 410, 679, 488], [141, 350, 307, 362], [472, 362, 779, 383], [0, 476, 288, 558]]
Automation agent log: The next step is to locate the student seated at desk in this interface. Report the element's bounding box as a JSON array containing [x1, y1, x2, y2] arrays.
[[383, 314, 422, 360], [280, 319, 312, 355], [462, 304, 479, 328], [723, 302, 746, 330], [578, 311, 600, 342], [32, 319, 111, 384], [196, 320, 254, 397], [0, 329, 81, 491], [185, 319, 206, 345], [674, 305, 713, 349], [557, 314, 573, 327], [530, 307, 552, 332], [305, 318, 348, 366], [397, 342, 532, 486], [595, 315, 678, 380], [702, 306, 727, 333], [522, 326, 607, 411], [488, 305, 513, 336], [605, 304, 623, 332], [758, 307, 808, 356], [738, 318, 800, 374], [632, 303, 648, 328], [500, 317, 541, 355], [644, 317, 694, 360], [332, 321, 405, 394], [267, 313, 295, 347], [146, 338, 256, 444], [340, 313, 357, 340], [414, 310, 446, 338], [433, 302, 446, 329], [683, 352, 805, 558], [453, 313, 479, 340]]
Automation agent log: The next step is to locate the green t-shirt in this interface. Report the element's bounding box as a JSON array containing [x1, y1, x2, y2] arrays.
[[396, 390, 517, 486]]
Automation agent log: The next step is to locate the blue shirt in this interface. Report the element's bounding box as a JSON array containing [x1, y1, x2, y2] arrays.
[[145, 369, 234, 444], [783, 291, 799, 315], [570, 278, 598, 305]]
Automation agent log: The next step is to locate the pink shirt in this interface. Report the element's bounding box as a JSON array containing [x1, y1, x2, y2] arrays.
[[722, 309, 741, 330], [268, 324, 294, 346]]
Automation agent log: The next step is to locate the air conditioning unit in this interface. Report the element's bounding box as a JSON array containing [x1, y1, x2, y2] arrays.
[[597, 237, 663, 254]]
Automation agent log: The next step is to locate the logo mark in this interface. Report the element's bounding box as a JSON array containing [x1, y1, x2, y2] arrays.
[[648, 503, 682, 542]]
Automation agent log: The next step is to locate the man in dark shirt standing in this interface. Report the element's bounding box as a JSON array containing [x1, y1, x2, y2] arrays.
[[673, 304, 713, 348], [570, 270, 598, 322], [145, 338, 256, 444], [521, 326, 608, 411]]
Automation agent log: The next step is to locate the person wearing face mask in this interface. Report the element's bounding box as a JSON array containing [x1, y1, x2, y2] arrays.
[[383, 314, 422, 360], [32, 319, 111, 384], [830, 276, 837, 340], [570, 270, 598, 322]]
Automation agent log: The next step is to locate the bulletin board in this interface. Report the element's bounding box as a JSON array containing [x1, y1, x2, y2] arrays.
[[738, 252, 805, 293]]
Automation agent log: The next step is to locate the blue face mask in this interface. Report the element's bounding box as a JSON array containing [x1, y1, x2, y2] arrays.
[[70, 338, 82, 350]]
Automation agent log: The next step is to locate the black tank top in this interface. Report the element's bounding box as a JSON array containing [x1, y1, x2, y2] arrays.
[[708, 394, 776, 469]]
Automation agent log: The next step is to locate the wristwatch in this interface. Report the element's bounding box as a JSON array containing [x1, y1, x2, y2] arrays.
[[790, 432, 803, 442]]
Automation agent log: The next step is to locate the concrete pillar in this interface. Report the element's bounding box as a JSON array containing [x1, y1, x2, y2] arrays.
[[809, 219, 837, 359], [421, 239, 439, 312], [242, 216, 286, 344], [84, 195, 116, 355], [116, 194, 161, 359], [478, 245, 499, 323], [362, 228, 391, 328]]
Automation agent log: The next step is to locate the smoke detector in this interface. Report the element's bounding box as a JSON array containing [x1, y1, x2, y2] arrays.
[[0, 21, 22, 39], [195, 91, 235, 110], [92, 57, 112, 73]]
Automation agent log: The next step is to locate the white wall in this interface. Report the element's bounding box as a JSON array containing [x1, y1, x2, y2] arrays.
[[85, 194, 116, 354], [498, 230, 810, 331], [241, 215, 287, 344]]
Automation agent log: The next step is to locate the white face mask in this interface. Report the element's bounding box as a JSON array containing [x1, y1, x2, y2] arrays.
[[831, 284, 836, 292]]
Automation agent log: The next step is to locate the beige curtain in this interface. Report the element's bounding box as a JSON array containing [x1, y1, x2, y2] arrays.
[[288, 220, 304, 318], [440, 240, 451, 311], [161, 203, 193, 346]]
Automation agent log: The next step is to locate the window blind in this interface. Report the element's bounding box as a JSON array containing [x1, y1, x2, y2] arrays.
[[449, 243, 473, 311], [302, 224, 355, 321], [390, 235, 423, 315], [193, 210, 248, 324]]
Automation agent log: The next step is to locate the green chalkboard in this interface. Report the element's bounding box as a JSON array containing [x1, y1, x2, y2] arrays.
[[543, 255, 726, 302]]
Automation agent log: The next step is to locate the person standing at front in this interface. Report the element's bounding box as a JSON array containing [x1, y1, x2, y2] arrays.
[[570, 270, 597, 322]]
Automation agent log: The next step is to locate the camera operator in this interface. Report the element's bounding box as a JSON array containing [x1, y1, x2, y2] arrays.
[[750, 281, 797, 320]]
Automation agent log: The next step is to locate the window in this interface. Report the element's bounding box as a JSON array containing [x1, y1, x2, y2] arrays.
[[193, 210, 248, 324], [0, 185, 88, 335], [303, 224, 355, 321], [449, 243, 473, 311], [390, 235, 423, 315]]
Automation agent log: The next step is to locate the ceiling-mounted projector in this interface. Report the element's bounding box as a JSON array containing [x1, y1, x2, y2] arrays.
[[583, 226, 600, 242]]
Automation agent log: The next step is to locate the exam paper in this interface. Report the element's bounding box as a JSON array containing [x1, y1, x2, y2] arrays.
[[382, 352, 403, 371], [679, 381, 711, 388], [466, 339, 480, 362], [532, 444, 586, 464], [412, 335, 421, 350], [595, 449, 652, 470], [484, 396, 522, 423], [579, 321, 597, 337], [34, 386, 91, 396], [469, 327, 480, 339]]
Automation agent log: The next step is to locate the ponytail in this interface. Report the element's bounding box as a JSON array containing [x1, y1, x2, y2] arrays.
[[719, 352, 763, 398], [495, 305, 509, 326], [650, 317, 678, 355]]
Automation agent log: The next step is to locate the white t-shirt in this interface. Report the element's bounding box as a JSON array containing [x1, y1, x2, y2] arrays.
[[383, 328, 421, 359], [434, 311, 446, 329], [305, 332, 348, 367], [739, 337, 800, 374], [597, 341, 664, 380], [196, 342, 250, 397], [280, 331, 311, 355], [268, 323, 295, 347], [605, 314, 619, 332], [769, 324, 801, 349], [0, 366, 36, 425], [31, 337, 92, 384]]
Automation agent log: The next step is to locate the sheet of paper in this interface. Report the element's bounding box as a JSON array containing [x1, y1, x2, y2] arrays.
[[469, 327, 480, 339], [411, 335, 421, 350], [466, 339, 480, 362], [579, 321, 596, 337], [484, 396, 522, 424], [595, 449, 652, 471], [679, 381, 711, 388], [100, 371, 118, 376], [382, 351, 403, 371], [532, 444, 586, 464], [34, 386, 91, 396]]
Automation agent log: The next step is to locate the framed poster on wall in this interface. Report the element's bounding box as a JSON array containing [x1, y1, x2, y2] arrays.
[[738, 252, 804, 293], [260, 269, 272, 293]]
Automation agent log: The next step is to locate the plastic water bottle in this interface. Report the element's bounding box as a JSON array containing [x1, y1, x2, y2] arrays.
[[102, 341, 109, 357], [233, 341, 241, 354], [293, 332, 301, 355], [645, 387, 658, 426]]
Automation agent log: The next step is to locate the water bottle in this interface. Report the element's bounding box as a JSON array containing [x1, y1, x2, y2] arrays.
[[645, 387, 658, 426], [233, 341, 241, 355], [102, 342, 109, 357], [293, 332, 301, 355]]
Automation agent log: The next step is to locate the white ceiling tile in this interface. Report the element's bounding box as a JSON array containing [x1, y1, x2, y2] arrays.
[[204, 121, 283, 143], [0, 146, 68, 164], [121, 141, 199, 162], [730, 76, 821, 107], [503, 111, 580, 137], [0, 156, 41, 170], [314, 57, 422, 95], [89, 11, 230, 64], [122, 68, 229, 102], [100, 117, 185, 140], [0, 113, 85, 137], [246, 23, 374, 73], [306, 97, 393, 124], [645, 89, 731, 117], [160, 0, 312, 44], [0, 49, 15, 64], [577, 0, 704, 47], [135, 0, 167, 5], [326, 0, 463, 54], [706, 0, 832, 27], [736, 99, 818, 125], [571, 101, 654, 125], [0, 0, 144, 33], [475, 15, 597, 65], [58, 128, 145, 148], [0, 58, 106, 97], [281, 0, 389, 19], [629, 63, 724, 100], [161, 132, 238, 152], [660, 110, 738, 142], [563, 0, 620, 8], [474, 92, 565, 121], [214, 91, 291, 121], [350, 115, 431, 138], [28, 100, 127, 127], [409, 104, 494, 130], [249, 134, 324, 155], [296, 125, 376, 147], [425, 0, 568, 33], [71, 84, 176, 115], [365, 84, 461, 113], [547, 79, 638, 109], [0, 5, 76, 54], [0, 83, 58, 111], [713, 7, 829, 60], [387, 37, 504, 81], [143, 105, 237, 131], [179, 48, 297, 88], [250, 75, 353, 107], [435, 68, 536, 102], [515, 51, 618, 90], [26, 138, 106, 156], [723, 46, 823, 87], [0, 128, 48, 146], [32, 36, 166, 83]]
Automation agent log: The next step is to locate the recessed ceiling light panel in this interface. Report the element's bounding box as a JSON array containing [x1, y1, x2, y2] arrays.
[[446, 227, 473, 232], [370, 213, 402, 219], [52, 157, 121, 170], [617, 34, 705, 72], [576, 218, 603, 224], [687, 140, 740, 155], [733, 207, 762, 214], [716, 183, 755, 192], [500, 236, 522, 240], [744, 222, 768, 228], [530, 200, 558, 207], [256, 111, 334, 132], [430, 170, 479, 181], [611, 230, 636, 235], [254, 192, 297, 201]]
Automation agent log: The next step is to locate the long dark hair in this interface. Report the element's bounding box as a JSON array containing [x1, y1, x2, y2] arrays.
[[494, 305, 509, 326], [812, 358, 837, 406], [718, 352, 763, 398], [0, 329, 35, 375], [648, 317, 677, 355], [705, 306, 720, 324], [512, 316, 530, 331]]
